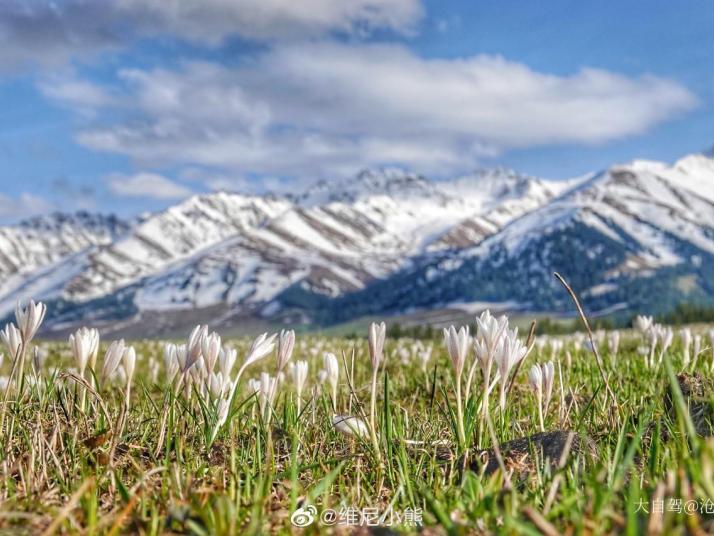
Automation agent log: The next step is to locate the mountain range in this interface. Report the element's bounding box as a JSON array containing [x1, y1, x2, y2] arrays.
[[2, 153, 714, 337]]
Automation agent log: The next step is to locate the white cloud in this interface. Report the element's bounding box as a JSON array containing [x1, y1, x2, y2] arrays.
[[106, 172, 193, 199], [0, 0, 421, 69], [38, 76, 116, 114], [118, 0, 422, 43], [0, 192, 53, 223], [69, 42, 696, 181]]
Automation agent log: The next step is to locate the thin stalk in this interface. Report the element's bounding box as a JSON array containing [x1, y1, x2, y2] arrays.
[[368, 368, 382, 463], [536, 387, 544, 432], [455, 376, 466, 448]]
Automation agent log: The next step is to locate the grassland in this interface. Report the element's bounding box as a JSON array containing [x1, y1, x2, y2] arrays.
[[1, 314, 713, 535]]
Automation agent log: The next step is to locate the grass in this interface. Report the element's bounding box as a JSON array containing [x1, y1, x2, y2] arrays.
[[1, 327, 714, 534]]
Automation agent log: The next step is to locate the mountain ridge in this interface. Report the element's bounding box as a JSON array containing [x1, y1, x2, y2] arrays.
[[2, 155, 713, 336]]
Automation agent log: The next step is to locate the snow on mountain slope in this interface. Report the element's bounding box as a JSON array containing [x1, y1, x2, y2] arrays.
[[64, 193, 292, 302], [3, 155, 712, 332], [127, 167, 557, 314], [357, 153, 714, 317], [0, 213, 128, 316]]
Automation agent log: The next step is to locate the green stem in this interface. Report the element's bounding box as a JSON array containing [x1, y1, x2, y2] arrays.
[[369, 368, 382, 463]]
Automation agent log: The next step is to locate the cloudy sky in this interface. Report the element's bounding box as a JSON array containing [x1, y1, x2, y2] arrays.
[[0, 0, 711, 222]]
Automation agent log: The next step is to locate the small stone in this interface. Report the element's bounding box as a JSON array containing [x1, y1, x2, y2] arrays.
[[473, 430, 597, 476]]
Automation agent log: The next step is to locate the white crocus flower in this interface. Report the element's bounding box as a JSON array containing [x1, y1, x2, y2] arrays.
[[185, 325, 207, 372], [163, 343, 180, 384], [69, 327, 99, 377], [289, 360, 309, 414], [209, 372, 226, 400], [123, 346, 136, 389], [236, 333, 277, 380], [470, 311, 509, 413], [418, 345, 432, 373], [1, 323, 22, 358], [201, 331, 221, 374], [368, 322, 386, 371], [255, 372, 278, 422], [495, 327, 528, 412], [657, 325, 673, 364], [15, 300, 46, 344], [528, 364, 544, 430], [528, 361, 555, 431], [323, 352, 339, 410], [219, 347, 237, 378], [443, 325, 470, 447], [634, 315, 653, 334], [693, 334, 702, 368], [101, 340, 126, 384], [276, 330, 296, 372], [443, 325, 469, 379], [213, 398, 231, 437]]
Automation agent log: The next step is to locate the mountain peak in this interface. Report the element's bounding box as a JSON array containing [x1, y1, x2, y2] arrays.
[[297, 167, 437, 206]]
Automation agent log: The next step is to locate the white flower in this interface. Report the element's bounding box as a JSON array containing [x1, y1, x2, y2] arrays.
[[201, 331, 221, 373], [277, 329, 296, 372], [32, 346, 49, 374], [495, 327, 528, 411], [443, 325, 469, 378], [418, 345, 433, 372], [186, 325, 207, 372], [1, 323, 22, 357], [528, 361, 555, 430], [634, 315, 653, 334], [239, 333, 277, 376], [528, 364, 543, 394], [694, 334, 702, 361], [219, 347, 237, 378], [332, 414, 369, 439], [175, 344, 188, 372], [323, 352, 339, 407], [215, 398, 231, 429], [68, 327, 99, 376], [248, 378, 261, 395], [101, 340, 126, 383], [209, 372, 226, 400], [163, 343, 180, 383], [15, 300, 46, 343], [123, 346, 136, 387], [475, 310, 508, 356], [255, 372, 278, 420], [290, 360, 309, 399], [368, 322, 386, 371], [148, 356, 160, 383]]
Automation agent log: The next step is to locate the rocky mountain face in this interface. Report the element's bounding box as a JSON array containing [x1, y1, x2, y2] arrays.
[[2, 154, 714, 336]]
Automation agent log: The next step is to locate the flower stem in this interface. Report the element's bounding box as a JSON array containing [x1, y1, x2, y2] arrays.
[[369, 368, 382, 463], [456, 377, 466, 449]]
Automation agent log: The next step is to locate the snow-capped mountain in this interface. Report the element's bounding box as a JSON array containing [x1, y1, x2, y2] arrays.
[[2, 154, 714, 336], [323, 153, 714, 323]]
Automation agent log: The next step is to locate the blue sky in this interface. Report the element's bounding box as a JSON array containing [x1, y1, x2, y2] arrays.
[[0, 0, 711, 223]]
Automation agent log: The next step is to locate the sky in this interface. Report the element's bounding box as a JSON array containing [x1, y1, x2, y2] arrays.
[[0, 0, 712, 223]]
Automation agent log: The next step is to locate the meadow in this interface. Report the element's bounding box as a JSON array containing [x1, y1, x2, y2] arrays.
[[1, 300, 714, 534]]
